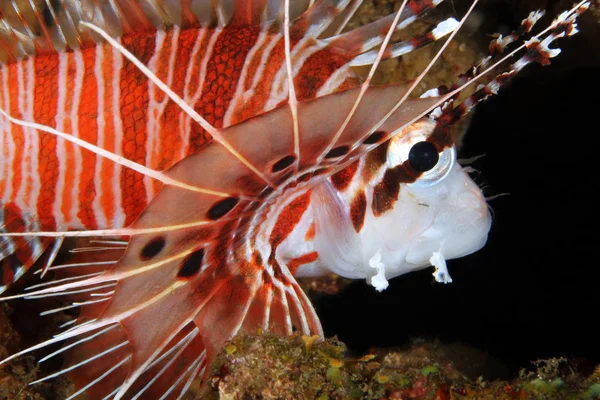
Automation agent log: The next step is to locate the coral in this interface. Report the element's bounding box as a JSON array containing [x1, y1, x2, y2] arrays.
[[0, 303, 72, 400], [200, 333, 600, 400]]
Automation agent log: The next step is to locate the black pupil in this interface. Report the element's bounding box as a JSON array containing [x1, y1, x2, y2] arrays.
[[408, 141, 439, 172]]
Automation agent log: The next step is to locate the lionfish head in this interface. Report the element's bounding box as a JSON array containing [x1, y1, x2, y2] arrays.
[[337, 118, 491, 287]]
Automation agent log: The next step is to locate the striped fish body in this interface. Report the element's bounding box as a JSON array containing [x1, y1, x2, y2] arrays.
[[0, 18, 361, 290], [0, 0, 590, 398]]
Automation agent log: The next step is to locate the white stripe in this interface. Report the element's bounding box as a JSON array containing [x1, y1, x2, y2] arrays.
[[145, 27, 181, 199], [247, 33, 282, 96], [223, 30, 269, 126], [1, 66, 14, 203], [178, 27, 208, 159], [93, 45, 108, 228], [15, 60, 28, 209], [71, 50, 85, 226], [182, 27, 207, 102], [266, 37, 323, 111], [0, 69, 5, 188], [25, 58, 40, 215], [145, 29, 169, 200], [179, 28, 222, 156], [111, 44, 126, 228], [315, 64, 353, 97]]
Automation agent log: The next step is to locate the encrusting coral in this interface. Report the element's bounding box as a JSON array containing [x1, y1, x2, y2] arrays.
[[199, 333, 600, 400]]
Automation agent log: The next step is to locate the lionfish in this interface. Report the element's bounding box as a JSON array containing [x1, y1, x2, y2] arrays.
[[0, 0, 589, 398]]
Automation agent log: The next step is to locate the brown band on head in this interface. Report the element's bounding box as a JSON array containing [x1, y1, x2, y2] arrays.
[[350, 190, 367, 232]]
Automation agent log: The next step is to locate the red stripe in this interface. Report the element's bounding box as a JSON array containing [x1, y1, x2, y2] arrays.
[[99, 44, 117, 226], [188, 25, 260, 154], [242, 34, 271, 92], [153, 29, 199, 174], [269, 191, 311, 249], [293, 47, 351, 101], [77, 47, 99, 229], [21, 62, 34, 208], [34, 53, 59, 230], [228, 32, 280, 125], [60, 53, 77, 225], [287, 251, 319, 275], [119, 34, 156, 226], [186, 29, 212, 102], [7, 64, 24, 203], [3, 203, 33, 265], [0, 70, 6, 199], [243, 36, 286, 115]]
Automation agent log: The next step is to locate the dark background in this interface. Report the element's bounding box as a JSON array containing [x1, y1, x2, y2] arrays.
[[314, 1, 600, 378]]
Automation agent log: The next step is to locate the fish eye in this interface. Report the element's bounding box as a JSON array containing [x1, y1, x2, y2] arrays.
[[386, 120, 456, 187], [408, 141, 439, 172], [410, 145, 456, 188]]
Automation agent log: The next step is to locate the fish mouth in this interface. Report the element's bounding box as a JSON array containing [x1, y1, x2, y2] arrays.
[[404, 168, 492, 267]]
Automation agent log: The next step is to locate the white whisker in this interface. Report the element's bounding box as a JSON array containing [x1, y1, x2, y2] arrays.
[[90, 240, 129, 246], [176, 355, 205, 400], [65, 356, 131, 400], [2, 219, 216, 238], [333, 0, 364, 35], [29, 340, 129, 385], [90, 290, 115, 297], [58, 319, 99, 336], [0, 320, 109, 366], [131, 329, 200, 400], [284, 0, 300, 170], [485, 193, 510, 201], [111, 277, 230, 400], [158, 352, 204, 400], [59, 319, 76, 328], [147, 328, 200, 371], [39, 325, 118, 363], [40, 297, 110, 316], [318, 0, 411, 164], [40, 236, 64, 278], [69, 246, 127, 253], [26, 283, 116, 299], [329, 0, 587, 186], [370, 0, 477, 139], [102, 387, 121, 400], [34, 261, 117, 274], [2, 248, 196, 302], [26, 272, 104, 290], [349, 17, 459, 66], [458, 154, 486, 165]]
